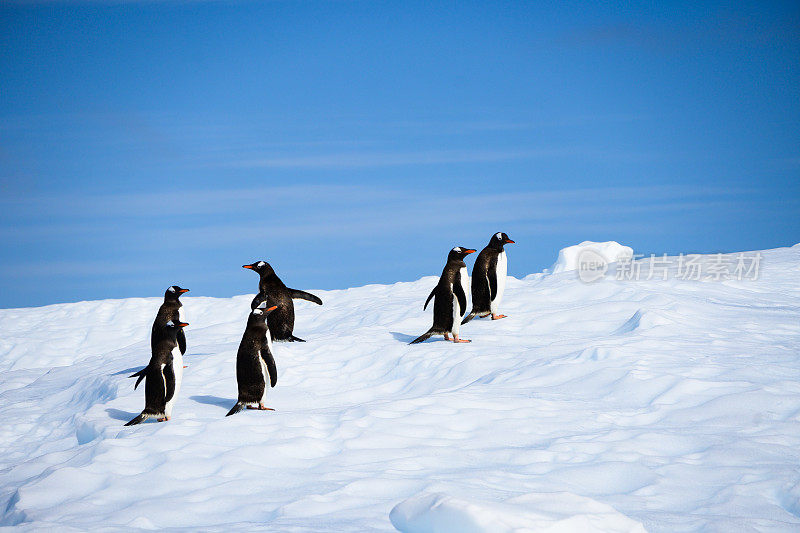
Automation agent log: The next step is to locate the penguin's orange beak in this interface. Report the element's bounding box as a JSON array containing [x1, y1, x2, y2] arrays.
[[178, 288, 190, 293], [504, 238, 515, 244], [177, 322, 189, 328], [465, 249, 477, 254], [267, 306, 278, 312], [242, 264, 253, 269]]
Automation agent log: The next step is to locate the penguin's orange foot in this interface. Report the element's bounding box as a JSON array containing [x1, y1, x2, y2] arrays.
[[183, 365, 188, 368], [157, 417, 167, 422], [491, 314, 507, 320], [453, 336, 471, 343], [444, 333, 451, 341], [258, 404, 275, 411]]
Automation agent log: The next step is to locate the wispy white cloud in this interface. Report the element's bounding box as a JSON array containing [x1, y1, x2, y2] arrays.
[[383, 114, 655, 136], [0, 184, 394, 218], [225, 146, 658, 169], [0, 258, 167, 279], [229, 148, 567, 169], [0, 184, 758, 251], [0, 183, 752, 222]]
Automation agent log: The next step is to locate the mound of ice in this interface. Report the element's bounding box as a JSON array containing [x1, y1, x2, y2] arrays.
[[550, 241, 633, 274], [390, 491, 646, 533]]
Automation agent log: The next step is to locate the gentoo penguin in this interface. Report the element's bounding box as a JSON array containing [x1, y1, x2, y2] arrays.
[[129, 285, 189, 388], [125, 320, 189, 426], [462, 232, 515, 324], [226, 303, 280, 416], [409, 246, 476, 344], [243, 261, 322, 342]]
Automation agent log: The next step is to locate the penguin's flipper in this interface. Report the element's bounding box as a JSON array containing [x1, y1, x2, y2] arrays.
[[454, 281, 467, 317], [288, 335, 307, 342], [226, 402, 246, 417], [129, 367, 147, 390], [423, 287, 436, 310], [177, 328, 187, 355], [289, 289, 323, 305], [124, 413, 148, 426], [409, 329, 435, 345], [163, 361, 176, 404], [461, 311, 477, 325], [260, 340, 278, 387], [488, 256, 498, 300]]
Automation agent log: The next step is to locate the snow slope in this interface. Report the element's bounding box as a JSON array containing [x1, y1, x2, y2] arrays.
[[1, 244, 799, 532]]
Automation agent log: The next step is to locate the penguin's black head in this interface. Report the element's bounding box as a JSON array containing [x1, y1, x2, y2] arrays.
[[165, 285, 189, 300], [249, 304, 278, 326], [490, 232, 515, 249], [448, 246, 477, 262], [164, 319, 188, 340], [242, 261, 274, 277]]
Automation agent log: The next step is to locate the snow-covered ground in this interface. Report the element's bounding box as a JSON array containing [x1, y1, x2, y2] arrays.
[[1, 243, 799, 532]]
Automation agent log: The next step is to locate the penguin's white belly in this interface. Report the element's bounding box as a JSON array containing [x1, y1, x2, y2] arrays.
[[259, 331, 273, 404], [490, 251, 507, 314], [451, 283, 460, 336], [265, 329, 274, 352], [258, 357, 269, 403], [165, 346, 183, 417], [460, 266, 470, 307]]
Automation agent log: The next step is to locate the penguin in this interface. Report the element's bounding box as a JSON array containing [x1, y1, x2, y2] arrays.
[[243, 261, 323, 342], [226, 303, 280, 416], [129, 285, 189, 388], [125, 320, 189, 426], [409, 246, 476, 344], [462, 232, 515, 324]]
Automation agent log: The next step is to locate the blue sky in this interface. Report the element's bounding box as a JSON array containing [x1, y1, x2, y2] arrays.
[[1, 0, 798, 308]]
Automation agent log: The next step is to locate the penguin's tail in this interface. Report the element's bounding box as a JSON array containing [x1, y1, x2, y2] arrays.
[[288, 335, 306, 343], [124, 413, 149, 426], [226, 402, 246, 417], [461, 311, 477, 325], [129, 367, 147, 390], [409, 328, 436, 345]]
